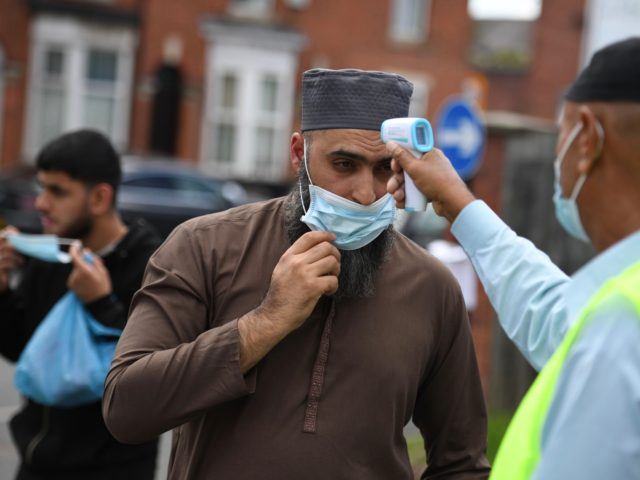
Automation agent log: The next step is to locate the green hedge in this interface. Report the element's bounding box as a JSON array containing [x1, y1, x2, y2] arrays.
[[406, 410, 513, 474]]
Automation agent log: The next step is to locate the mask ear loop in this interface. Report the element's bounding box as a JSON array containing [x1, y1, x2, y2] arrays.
[[554, 120, 583, 183], [570, 118, 605, 202], [299, 138, 314, 215], [570, 118, 606, 201], [555, 121, 584, 170], [594, 119, 605, 159], [571, 118, 604, 201]]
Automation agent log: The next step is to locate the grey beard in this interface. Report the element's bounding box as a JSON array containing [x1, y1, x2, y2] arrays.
[[283, 169, 395, 302]]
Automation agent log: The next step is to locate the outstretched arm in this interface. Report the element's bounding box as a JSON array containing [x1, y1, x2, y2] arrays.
[[387, 143, 572, 370]]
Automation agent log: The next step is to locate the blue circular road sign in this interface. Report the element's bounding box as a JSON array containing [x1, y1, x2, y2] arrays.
[[436, 97, 486, 179]]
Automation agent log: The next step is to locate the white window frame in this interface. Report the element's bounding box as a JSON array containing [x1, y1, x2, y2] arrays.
[[388, 69, 431, 117], [201, 22, 305, 182], [24, 15, 136, 158], [408, 76, 429, 117], [581, 0, 640, 67], [284, 0, 311, 10], [228, 0, 274, 20], [389, 0, 431, 44]]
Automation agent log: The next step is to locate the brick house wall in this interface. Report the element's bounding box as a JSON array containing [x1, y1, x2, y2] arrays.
[[0, 0, 588, 388]]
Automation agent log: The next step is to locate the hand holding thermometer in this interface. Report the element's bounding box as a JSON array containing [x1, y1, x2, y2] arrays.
[[380, 117, 434, 211]]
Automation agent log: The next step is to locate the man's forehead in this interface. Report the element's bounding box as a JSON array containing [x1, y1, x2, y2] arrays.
[[312, 128, 385, 147], [37, 170, 78, 186], [312, 129, 388, 160]]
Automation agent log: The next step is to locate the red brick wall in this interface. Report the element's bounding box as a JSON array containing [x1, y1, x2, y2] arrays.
[[0, 0, 588, 386], [1, 0, 586, 165], [129, 0, 226, 161], [0, 0, 31, 168]]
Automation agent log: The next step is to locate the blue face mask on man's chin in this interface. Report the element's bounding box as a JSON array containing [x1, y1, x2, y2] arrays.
[[4, 233, 72, 263], [298, 140, 396, 251]]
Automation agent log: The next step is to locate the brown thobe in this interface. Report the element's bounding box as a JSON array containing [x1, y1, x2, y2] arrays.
[[103, 197, 490, 479]]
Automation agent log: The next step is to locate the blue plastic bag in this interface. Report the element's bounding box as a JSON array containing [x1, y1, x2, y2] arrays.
[[15, 292, 123, 407]]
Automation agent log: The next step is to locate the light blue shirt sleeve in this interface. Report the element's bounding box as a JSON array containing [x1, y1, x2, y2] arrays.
[[532, 298, 640, 480], [451, 200, 571, 370]]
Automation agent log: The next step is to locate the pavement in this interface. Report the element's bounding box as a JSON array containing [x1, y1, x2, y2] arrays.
[[0, 357, 19, 478]]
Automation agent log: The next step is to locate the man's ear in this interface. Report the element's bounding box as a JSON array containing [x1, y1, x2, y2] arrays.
[[290, 132, 304, 173], [89, 183, 114, 216], [577, 106, 604, 175]]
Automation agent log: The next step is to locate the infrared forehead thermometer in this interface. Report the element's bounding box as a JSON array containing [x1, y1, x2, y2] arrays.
[[380, 117, 434, 211]]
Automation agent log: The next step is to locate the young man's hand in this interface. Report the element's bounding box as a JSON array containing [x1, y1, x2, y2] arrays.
[[0, 226, 24, 293], [67, 241, 113, 304]]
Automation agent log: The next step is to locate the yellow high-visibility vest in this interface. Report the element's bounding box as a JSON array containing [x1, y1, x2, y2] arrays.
[[490, 260, 640, 479]]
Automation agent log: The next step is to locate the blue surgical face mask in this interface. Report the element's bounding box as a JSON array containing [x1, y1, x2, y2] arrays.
[[552, 120, 604, 243], [299, 140, 396, 251], [5, 233, 71, 263]]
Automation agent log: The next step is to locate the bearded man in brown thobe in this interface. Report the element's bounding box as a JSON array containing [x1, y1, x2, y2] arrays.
[[103, 69, 490, 480]]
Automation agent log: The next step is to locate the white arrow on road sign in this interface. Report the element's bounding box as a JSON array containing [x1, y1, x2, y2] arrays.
[[438, 118, 483, 158], [435, 97, 486, 179]]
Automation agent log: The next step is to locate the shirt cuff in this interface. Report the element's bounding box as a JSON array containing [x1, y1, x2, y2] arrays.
[[85, 293, 119, 312], [228, 319, 258, 395], [451, 200, 508, 256]]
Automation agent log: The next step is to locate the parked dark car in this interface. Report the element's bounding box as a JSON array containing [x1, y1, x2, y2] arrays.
[[118, 157, 251, 237], [0, 158, 254, 238], [0, 165, 40, 233]]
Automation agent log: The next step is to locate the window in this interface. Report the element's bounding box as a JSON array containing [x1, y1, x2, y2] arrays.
[[83, 49, 118, 132], [24, 15, 136, 157], [582, 0, 640, 67], [213, 73, 238, 163], [467, 0, 540, 73], [284, 0, 310, 10], [468, 0, 541, 20], [228, 0, 274, 19], [123, 175, 215, 194], [123, 176, 175, 190], [388, 70, 430, 117], [389, 0, 431, 44], [468, 20, 535, 73], [254, 74, 279, 173], [37, 47, 67, 146], [201, 21, 305, 181], [407, 77, 429, 117]]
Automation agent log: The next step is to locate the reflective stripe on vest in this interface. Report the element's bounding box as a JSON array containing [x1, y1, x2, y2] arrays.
[[490, 260, 640, 480]]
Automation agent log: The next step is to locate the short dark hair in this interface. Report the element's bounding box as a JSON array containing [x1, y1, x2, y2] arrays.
[[36, 129, 121, 203]]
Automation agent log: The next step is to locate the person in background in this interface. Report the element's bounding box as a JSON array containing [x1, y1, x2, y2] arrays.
[[386, 37, 640, 479], [102, 68, 490, 480], [427, 227, 478, 314], [0, 130, 160, 480]]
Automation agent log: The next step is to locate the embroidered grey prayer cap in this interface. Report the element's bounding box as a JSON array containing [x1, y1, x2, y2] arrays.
[[301, 68, 414, 132]]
